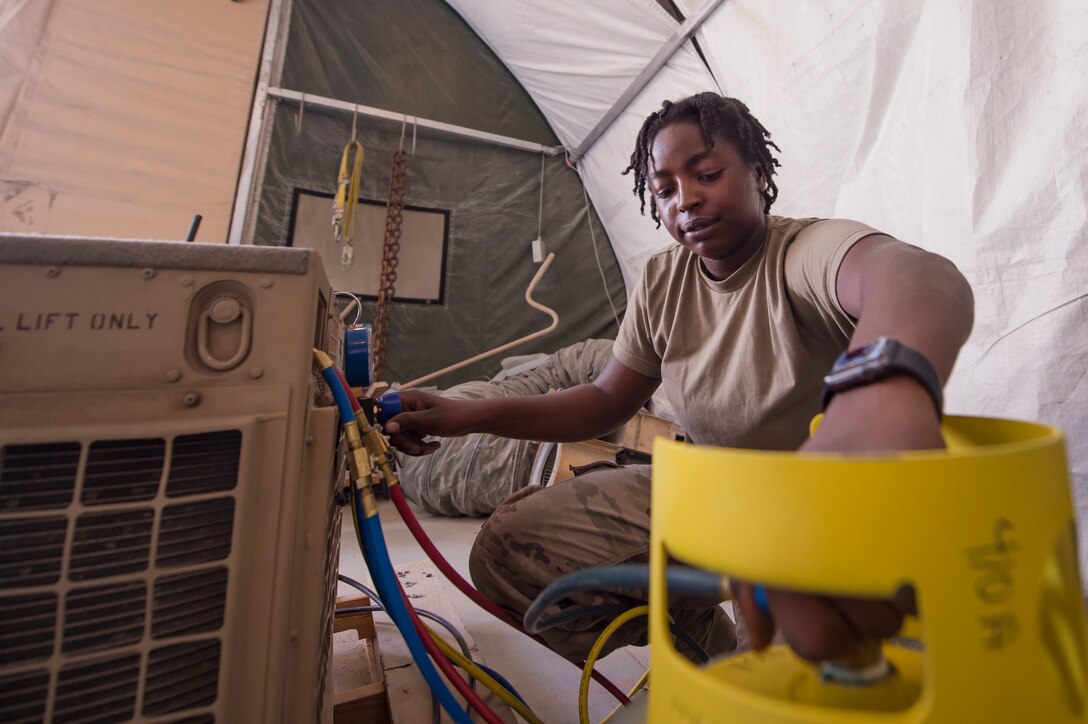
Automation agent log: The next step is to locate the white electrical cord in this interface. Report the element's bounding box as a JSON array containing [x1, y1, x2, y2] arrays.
[[334, 291, 363, 325], [578, 171, 622, 328], [537, 152, 545, 241]]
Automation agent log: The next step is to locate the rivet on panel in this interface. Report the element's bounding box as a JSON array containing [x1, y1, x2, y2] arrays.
[[165, 369, 182, 383], [249, 367, 264, 379], [183, 392, 202, 407], [45, 267, 60, 278], [140, 268, 157, 280], [259, 278, 273, 289], [179, 275, 194, 287]]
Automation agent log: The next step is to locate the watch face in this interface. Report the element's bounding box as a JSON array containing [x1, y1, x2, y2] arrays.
[[825, 337, 898, 388], [822, 336, 943, 418], [839, 337, 893, 366]]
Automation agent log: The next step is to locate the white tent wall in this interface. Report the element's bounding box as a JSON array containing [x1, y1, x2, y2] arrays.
[[0, 0, 268, 240], [447, 0, 1088, 569], [0, 0, 1084, 573], [686, 0, 1088, 571]]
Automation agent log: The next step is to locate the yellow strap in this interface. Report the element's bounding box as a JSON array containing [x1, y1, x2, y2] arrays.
[[334, 139, 365, 242]]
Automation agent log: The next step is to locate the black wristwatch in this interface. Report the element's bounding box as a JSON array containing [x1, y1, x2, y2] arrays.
[[822, 337, 943, 419]]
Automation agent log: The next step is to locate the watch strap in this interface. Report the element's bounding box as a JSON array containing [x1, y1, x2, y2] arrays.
[[822, 338, 943, 419]]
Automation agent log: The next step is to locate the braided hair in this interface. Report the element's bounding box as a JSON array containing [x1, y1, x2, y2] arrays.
[[623, 92, 781, 225]]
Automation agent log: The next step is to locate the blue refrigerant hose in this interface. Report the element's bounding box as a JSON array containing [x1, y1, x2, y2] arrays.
[[317, 356, 471, 724], [320, 366, 356, 423], [354, 466, 472, 724]]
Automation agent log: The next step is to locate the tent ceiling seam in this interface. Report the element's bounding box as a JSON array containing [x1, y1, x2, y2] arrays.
[[266, 87, 563, 156], [569, 0, 727, 161]]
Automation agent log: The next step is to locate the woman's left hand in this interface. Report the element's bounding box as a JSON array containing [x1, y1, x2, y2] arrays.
[[734, 375, 939, 662]]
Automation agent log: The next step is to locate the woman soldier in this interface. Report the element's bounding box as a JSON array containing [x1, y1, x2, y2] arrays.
[[385, 92, 974, 665]]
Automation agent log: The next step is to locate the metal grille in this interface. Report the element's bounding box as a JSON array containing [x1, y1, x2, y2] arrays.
[[54, 652, 140, 723], [0, 430, 239, 723], [143, 639, 222, 717], [157, 498, 235, 568], [0, 593, 56, 665], [152, 567, 228, 640], [0, 516, 67, 587], [315, 464, 345, 718], [82, 438, 165, 505], [166, 431, 241, 497], [0, 442, 80, 510], [69, 508, 154, 581], [0, 668, 49, 723], [63, 581, 146, 655]]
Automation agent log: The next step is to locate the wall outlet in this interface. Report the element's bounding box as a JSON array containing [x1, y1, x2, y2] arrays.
[[531, 237, 545, 263]]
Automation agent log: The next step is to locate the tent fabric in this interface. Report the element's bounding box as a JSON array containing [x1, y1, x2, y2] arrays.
[[265, 0, 1088, 561], [1, 0, 1084, 574], [444, 0, 687, 150], [446, 0, 1088, 570], [0, 0, 267, 240], [689, 0, 1088, 568], [255, 0, 627, 387], [445, 0, 717, 289]]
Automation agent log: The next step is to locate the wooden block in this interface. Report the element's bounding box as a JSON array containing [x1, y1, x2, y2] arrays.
[[333, 596, 391, 724], [334, 682, 391, 724], [547, 438, 623, 486], [606, 409, 683, 453], [335, 594, 378, 639]]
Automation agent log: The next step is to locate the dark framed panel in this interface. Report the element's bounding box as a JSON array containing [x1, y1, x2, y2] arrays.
[[287, 189, 450, 305]]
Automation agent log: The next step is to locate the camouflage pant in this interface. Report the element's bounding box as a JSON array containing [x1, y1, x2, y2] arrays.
[[468, 464, 737, 663]]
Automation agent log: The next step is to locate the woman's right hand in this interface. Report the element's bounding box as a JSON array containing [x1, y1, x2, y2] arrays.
[[382, 390, 475, 455]]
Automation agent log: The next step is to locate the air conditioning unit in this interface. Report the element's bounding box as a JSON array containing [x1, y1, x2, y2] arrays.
[[0, 234, 345, 723]]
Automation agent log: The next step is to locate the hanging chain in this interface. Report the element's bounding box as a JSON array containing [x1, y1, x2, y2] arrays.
[[373, 149, 407, 381]]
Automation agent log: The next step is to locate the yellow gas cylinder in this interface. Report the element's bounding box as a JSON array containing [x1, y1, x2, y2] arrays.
[[648, 416, 1088, 723]]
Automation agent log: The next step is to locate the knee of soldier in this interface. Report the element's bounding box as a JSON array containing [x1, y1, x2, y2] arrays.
[[468, 499, 522, 595]]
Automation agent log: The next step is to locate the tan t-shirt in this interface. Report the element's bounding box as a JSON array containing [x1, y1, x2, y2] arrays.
[[613, 215, 884, 450]]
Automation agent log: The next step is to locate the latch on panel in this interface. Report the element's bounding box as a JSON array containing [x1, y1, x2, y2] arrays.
[[196, 295, 252, 371]]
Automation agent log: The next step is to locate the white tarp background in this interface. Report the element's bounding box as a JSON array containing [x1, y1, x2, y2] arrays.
[[1, 0, 1084, 571], [450, 0, 1088, 571], [692, 0, 1088, 569]]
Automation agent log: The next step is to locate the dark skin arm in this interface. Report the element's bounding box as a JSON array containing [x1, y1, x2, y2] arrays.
[[384, 355, 661, 455], [734, 234, 975, 663], [388, 234, 974, 666]]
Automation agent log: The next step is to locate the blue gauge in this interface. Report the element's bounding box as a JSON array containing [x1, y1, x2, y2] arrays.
[[377, 392, 402, 425], [344, 323, 374, 388]]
